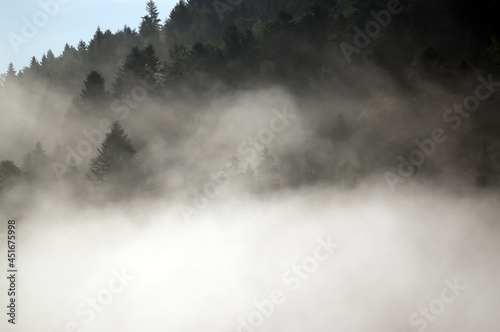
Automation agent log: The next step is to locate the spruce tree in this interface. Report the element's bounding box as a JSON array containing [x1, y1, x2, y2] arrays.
[[113, 47, 144, 98], [166, 0, 190, 33], [0, 160, 22, 191], [77, 40, 87, 52], [22, 142, 50, 180], [4, 63, 16, 85], [87, 122, 142, 186], [46, 49, 55, 62], [223, 25, 242, 59], [140, 1, 162, 38], [143, 44, 160, 74], [80, 71, 109, 109], [146, 1, 161, 29], [112, 46, 159, 98], [91, 26, 104, 45], [256, 145, 279, 189]]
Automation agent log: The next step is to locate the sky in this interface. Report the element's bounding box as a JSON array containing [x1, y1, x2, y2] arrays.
[[0, 0, 178, 74]]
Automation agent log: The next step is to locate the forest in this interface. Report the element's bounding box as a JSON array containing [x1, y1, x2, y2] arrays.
[[1, 0, 500, 206], [1, 1, 500, 332]]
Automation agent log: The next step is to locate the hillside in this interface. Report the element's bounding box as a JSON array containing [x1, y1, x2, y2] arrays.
[[1, 0, 500, 197]]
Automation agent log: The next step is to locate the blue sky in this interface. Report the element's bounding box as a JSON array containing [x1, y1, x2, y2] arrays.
[[0, 0, 178, 74]]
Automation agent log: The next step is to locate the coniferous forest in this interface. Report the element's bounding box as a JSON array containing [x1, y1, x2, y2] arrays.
[[2, 0, 500, 201], [0, 1, 499, 331]]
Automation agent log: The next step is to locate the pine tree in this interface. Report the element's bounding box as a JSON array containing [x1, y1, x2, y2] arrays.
[[244, 163, 257, 190], [148, 1, 161, 27], [88, 26, 105, 63], [0, 160, 21, 179], [113, 47, 143, 98], [32, 141, 49, 165], [87, 122, 141, 185], [113, 46, 155, 98], [223, 25, 242, 59], [143, 44, 160, 74], [80, 71, 109, 108], [125, 47, 147, 75], [4, 63, 17, 85], [22, 142, 50, 180], [41, 54, 49, 68], [62, 44, 78, 58], [166, 0, 191, 33], [77, 40, 87, 52], [0, 160, 22, 191], [28, 57, 41, 78], [256, 145, 279, 189], [257, 145, 276, 173], [46, 49, 55, 63], [91, 26, 104, 45], [140, 1, 162, 39], [228, 155, 241, 173], [29, 56, 39, 69]]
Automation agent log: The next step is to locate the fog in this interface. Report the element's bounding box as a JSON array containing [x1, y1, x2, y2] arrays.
[[1, 183, 498, 332], [1, 0, 500, 329], [0, 68, 499, 332]]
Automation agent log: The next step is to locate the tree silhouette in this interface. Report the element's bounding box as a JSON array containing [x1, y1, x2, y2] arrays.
[[256, 145, 279, 189], [146, 1, 162, 29], [113, 47, 147, 98], [143, 44, 161, 74], [87, 26, 107, 64], [77, 39, 86, 49], [140, 1, 162, 39], [223, 25, 242, 59], [22, 142, 51, 181], [243, 163, 257, 191], [91, 26, 104, 44], [87, 122, 142, 187], [79, 71, 109, 109], [46, 49, 55, 63], [4, 63, 17, 85], [113, 45, 161, 98], [166, 0, 191, 33], [29, 56, 40, 69], [0, 160, 22, 191]]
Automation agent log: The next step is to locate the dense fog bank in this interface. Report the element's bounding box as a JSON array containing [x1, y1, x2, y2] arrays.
[[1, 185, 498, 331]]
